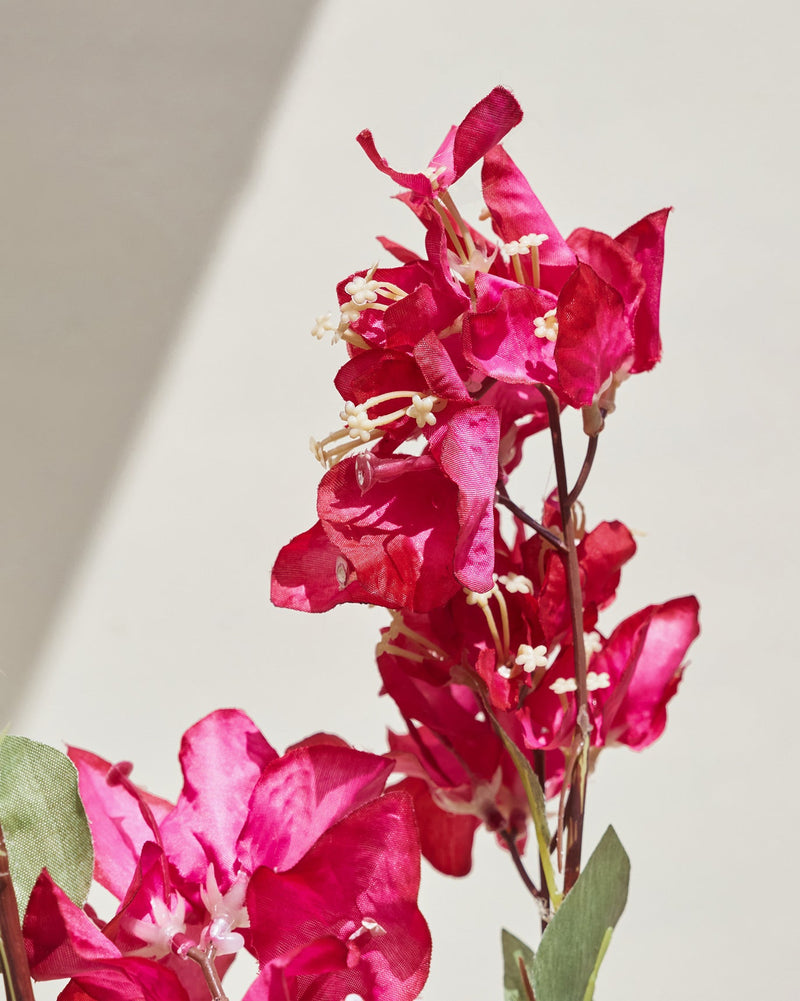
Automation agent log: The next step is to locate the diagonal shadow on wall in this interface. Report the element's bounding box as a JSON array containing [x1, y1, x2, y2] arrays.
[[0, 1, 320, 715]]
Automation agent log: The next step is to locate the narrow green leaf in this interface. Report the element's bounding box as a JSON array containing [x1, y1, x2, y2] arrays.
[[479, 694, 561, 907], [531, 825, 630, 1001], [502, 929, 537, 1001], [0, 734, 93, 920]]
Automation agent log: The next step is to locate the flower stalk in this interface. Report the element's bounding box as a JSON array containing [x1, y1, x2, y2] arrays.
[[0, 821, 35, 1001]]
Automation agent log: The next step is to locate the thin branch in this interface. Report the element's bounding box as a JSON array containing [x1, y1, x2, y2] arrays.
[[566, 432, 599, 508], [496, 483, 568, 554], [185, 946, 228, 1001], [534, 384, 591, 894], [498, 830, 549, 922], [0, 822, 35, 1001]]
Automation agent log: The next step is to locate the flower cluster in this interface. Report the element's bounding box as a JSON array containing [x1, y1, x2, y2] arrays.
[[23, 710, 431, 1001], [272, 87, 700, 880]]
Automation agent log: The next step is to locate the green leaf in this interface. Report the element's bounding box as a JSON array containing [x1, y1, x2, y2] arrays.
[[0, 734, 93, 920], [531, 826, 630, 1001], [503, 929, 537, 1001], [478, 694, 561, 907]]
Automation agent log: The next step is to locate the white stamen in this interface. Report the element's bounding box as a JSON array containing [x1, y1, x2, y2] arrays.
[[533, 308, 559, 342], [584, 631, 603, 658], [311, 312, 338, 342], [345, 275, 380, 306], [340, 402, 376, 442], [515, 644, 549, 673], [405, 394, 438, 428], [500, 239, 530, 260], [335, 556, 349, 589], [498, 572, 534, 595], [519, 233, 549, 249], [127, 894, 187, 958], [550, 677, 577, 695], [464, 587, 495, 607], [587, 671, 611, 692]]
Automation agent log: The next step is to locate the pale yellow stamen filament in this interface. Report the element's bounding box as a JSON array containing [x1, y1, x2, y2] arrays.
[[389, 613, 449, 661], [377, 641, 426, 664], [465, 588, 505, 663], [439, 190, 476, 259], [432, 200, 468, 264], [530, 245, 541, 288], [492, 584, 511, 660], [511, 253, 526, 286]]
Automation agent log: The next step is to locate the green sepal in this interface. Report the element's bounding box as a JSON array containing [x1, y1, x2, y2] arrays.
[[503, 928, 537, 1001], [0, 734, 93, 921], [531, 825, 630, 1001]]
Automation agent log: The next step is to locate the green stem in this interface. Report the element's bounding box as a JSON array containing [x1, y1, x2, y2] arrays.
[[0, 822, 35, 1001]]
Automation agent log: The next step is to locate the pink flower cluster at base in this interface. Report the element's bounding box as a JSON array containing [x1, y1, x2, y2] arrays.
[[24, 710, 431, 1001]]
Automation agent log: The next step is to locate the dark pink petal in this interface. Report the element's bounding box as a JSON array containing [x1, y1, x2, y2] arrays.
[[356, 129, 435, 198], [24, 871, 120, 980], [248, 791, 430, 1001], [596, 596, 701, 749], [463, 274, 559, 384], [555, 263, 633, 407], [429, 406, 499, 591], [412, 332, 472, 403], [238, 744, 392, 873], [160, 710, 277, 886], [376, 235, 420, 265], [243, 939, 352, 1001], [614, 208, 670, 372], [318, 457, 461, 611], [392, 777, 479, 877], [357, 87, 521, 199], [67, 748, 173, 900], [449, 87, 523, 181], [481, 145, 576, 291], [271, 521, 377, 613], [566, 227, 646, 327], [334, 350, 427, 407], [580, 521, 637, 616]]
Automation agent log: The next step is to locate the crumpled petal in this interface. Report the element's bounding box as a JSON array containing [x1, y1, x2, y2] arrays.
[[66, 748, 173, 900], [429, 406, 499, 592], [555, 262, 633, 407], [160, 710, 277, 886], [594, 595, 701, 749], [237, 744, 392, 873], [247, 791, 430, 1001]]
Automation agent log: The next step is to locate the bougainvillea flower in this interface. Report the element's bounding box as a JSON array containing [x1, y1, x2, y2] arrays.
[[247, 791, 430, 1001], [519, 596, 700, 755], [25, 710, 430, 1001]]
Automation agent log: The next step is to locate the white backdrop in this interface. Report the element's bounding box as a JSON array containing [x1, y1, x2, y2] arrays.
[[11, 1, 800, 998]]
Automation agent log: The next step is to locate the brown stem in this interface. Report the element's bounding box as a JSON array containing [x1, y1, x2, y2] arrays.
[[534, 385, 591, 893], [518, 955, 537, 1001], [0, 822, 35, 1001], [496, 483, 568, 554], [498, 829, 548, 917], [566, 432, 599, 508], [185, 946, 228, 1001]]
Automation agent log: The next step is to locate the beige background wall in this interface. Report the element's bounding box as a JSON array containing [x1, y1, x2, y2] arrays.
[[4, 2, 798, 998]]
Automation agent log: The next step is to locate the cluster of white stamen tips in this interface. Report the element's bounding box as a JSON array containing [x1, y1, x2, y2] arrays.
[[515, 644, 549, 673], [311, 313, 338, 342], [584, 631, 603, 659], [534, 308, 559, 342], [345, 275, 380, 306], [405, 394, 437, 428], [550, 670, 611, 696], [340, 402, 375, 442], [127, 895, 188, 958], [200, 867, 249, 956], [519, 233, 549, 249], [498, 572, 534, 595]]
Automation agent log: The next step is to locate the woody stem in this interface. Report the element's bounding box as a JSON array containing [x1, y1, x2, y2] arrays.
[[185, 946, 228, 1001], [535, 384, 591, 894], [0, 821, 35, 1001]]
